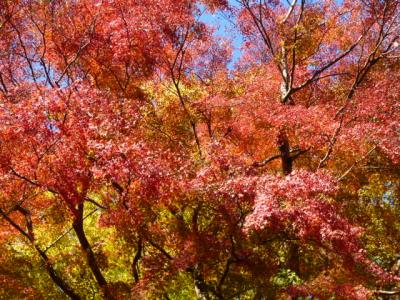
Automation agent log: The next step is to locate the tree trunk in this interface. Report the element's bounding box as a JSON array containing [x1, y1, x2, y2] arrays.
[[0, 207, 81, 299], [277, 129, 292, 175], [36, 246, 82, 300], [73, 203, 114, 300], [287, 243, 300, 275]]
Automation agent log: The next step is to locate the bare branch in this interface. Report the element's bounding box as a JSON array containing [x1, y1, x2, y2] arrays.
[[281, 0, 298, 24], [337, 146, 377, 181], [292, 35, 363, 94], [252, 154, 281, 167], [253, 147, 309, 168], [44, 208, 99, 253], [0, 207, 31, 241], [317, 118, 343, 169], [373, 289, 400, 296], [85, 197, 107, 210], [147, 238, 173, 260]]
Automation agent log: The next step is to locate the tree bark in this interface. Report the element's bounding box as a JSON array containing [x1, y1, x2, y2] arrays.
[[73, 203, 114, 300], [277, 130, 293, 175], [36, 245, 82, 300], [287, 243, 300, 275], [0, 207, 81, 299]]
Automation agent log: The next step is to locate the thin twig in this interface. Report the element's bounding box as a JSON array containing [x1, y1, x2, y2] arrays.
[[337, 146, 377, 181], [44, 208, 99, 253]]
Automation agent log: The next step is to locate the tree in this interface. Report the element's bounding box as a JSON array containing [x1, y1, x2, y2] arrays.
[[0, 0, 399, 299]]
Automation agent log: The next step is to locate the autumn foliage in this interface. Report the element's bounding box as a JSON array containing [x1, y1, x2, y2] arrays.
[[0, 0, 399, 299]]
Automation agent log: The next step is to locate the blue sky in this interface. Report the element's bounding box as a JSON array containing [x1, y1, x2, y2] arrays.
[[198, 5, 244, 68]]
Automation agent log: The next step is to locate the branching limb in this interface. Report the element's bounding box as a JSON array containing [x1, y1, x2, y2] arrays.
[[44, 208, 99, 253], [252, 154, 281, 167], [147, 238, 173, 260], [252, 147, 309, 168], [0, 206, 81, 299], [281, 0, 298, 24]]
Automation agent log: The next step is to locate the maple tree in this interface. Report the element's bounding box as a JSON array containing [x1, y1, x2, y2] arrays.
[[0, 0, 399, 299]]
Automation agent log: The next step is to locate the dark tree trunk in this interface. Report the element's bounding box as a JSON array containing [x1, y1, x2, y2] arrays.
[[277, 129, 292, 175], [0, 207, 81, 299], [36, 246, 82, 300], [287, 243, 301, 275], [73, 203, 114, 300]]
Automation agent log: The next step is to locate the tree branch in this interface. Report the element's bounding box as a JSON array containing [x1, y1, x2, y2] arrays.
[[252, 147, 308, 168], [337, 145, 377, 181], [85, 197, 107, 210], [373, 289, 400, 295]]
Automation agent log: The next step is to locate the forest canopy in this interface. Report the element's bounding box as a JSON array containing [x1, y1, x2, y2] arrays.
[[0, 0, 399, 299]]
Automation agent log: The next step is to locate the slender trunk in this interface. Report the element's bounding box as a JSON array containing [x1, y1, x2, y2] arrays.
[[36, 246, 82, 300], [132, 238, 142, 283], [73, 203, 114, 300], [0, 207, 80, 299]]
